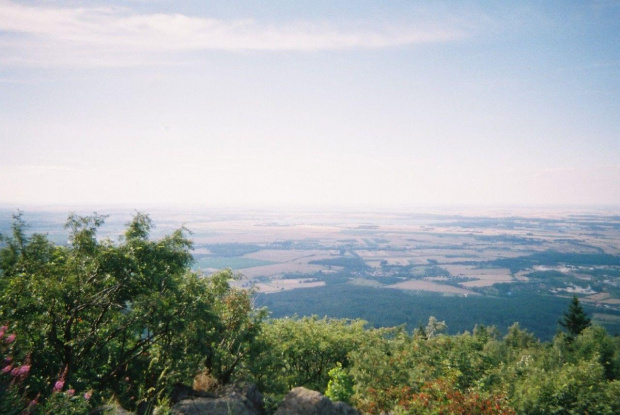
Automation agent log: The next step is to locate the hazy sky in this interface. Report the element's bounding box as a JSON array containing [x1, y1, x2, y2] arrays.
[[1, 1, 619, 209]]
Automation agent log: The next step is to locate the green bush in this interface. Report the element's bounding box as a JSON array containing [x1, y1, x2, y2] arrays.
[[325, 363, 354, 404], [0, 212, 264, 410], [249, 316, 369, 397]]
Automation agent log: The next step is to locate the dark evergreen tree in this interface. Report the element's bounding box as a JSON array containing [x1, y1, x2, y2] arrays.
[[559, 295, 591, 338]]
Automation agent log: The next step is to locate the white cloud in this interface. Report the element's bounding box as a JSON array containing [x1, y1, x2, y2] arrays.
[[0, 0, 465, 67]]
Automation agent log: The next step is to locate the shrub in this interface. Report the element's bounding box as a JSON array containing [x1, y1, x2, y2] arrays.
[[325, 363, 354, 404], [0, 212, 264, 410]]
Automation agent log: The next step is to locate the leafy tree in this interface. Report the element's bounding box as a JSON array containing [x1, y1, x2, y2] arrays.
[[250, 317, 369, 396], [396, 379, 515, 415], [0, 212, 263, 410], [571, 326, 620, 380], [0, 324, 30, 414], [325, 362, 354, 404], [4, 211, 620, 415], [348, 327, 415, 414], [503, 323, 538, 350], [509, 358, 620, 414], [424, 316, 447, 339], [559, 295, 591, 338]]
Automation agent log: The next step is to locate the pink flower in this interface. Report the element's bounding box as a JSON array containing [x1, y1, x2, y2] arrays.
[[5, 333, 15, 344], [2, 364, 12, 374], [0, 326, 6, 340], [28, 393, 41, 407], [66, 389, 75, 397], [84, 391, 92, 401], [53, 380, 64, 392], [17, 365, 30, 375], [10, 367, 19, 376]]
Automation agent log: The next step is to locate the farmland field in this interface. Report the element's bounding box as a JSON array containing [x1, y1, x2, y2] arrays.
[[387, 280, 479, 295], [2, 206, 620, 338], [194, 256, 275, 270]]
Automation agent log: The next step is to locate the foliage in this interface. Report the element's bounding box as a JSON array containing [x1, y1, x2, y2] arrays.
[[559, 295, 591, 338], [260, 284, 620, 340], [346, 315, 620, 415], [570, 325, 620, 379], [37, 391, 92, 415], [509, 358, 620, 414], [0, 325, 30, 415], [0, 212, 264, 410], [2, 211, 620, 414], [0, 324, 92, 415], [249, 316, 370, 397], [325, 363, 354, 404], [253, 293, 620, 414], [390, 379, 515, 415]]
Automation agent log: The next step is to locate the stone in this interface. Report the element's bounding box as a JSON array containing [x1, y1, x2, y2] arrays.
[[332, 401, 360, 415], [274, 387, 359, 415], [171, 382, 264, 415], [171, 383, 216, 403], [90, 405, 132, 415], [171, 397, 257, 415]]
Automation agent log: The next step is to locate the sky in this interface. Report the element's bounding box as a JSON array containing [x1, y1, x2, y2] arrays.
[[0, 0, 619, 210]]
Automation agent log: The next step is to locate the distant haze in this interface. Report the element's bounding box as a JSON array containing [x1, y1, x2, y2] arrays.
[[1, 1, 618, 209]]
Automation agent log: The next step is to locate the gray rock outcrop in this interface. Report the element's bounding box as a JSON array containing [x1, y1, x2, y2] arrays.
[[274, 387, 359, 415], [171, 383, 358, 415], [171, 382, 264, 415]]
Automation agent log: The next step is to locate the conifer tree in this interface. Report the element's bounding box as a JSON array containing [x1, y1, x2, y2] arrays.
[[559, 295, 591, 338]]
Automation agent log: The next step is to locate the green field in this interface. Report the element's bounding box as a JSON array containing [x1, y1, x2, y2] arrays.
[[194, 256, 275, 270]]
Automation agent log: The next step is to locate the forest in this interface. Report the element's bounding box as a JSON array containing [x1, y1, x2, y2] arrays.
[[1, 213, 619, 414], [259, 286, 599, 340]]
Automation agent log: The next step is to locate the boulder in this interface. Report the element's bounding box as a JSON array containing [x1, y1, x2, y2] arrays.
[[274, 387, 359, 415], [171, 397, 256, 415], [171, 382, 264, 415], [90, 405, 132, 415], [171, 382, 216, 403], [332, 401, 360, 415]]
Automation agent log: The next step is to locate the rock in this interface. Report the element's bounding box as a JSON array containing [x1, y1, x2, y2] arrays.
[[170, 382, 359, 415], [90, 405, 132, 415], [332, 401, 360, 415], [172, 397, 256, 415], [171, 382, 264, 415], [171, 383, 216, 403], [233, 382, 265, 415], [274, 387, 359, 415]]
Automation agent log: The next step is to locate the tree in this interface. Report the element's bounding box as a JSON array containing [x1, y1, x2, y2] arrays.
[[325, 362, 354, 404], [425, 316, 447, 339], [559, 295, 591, 339], [250, 317, 369, 396], [0, 212, 264, 410]]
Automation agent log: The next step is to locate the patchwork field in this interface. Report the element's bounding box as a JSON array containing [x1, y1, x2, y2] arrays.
[[239, 263, 332, 278], [2, 207, 620, 328], [161, 209, 620, 315], [442, 265, 514, 287], [387, 280, 479, 296], [252, 278, 326, 293]]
